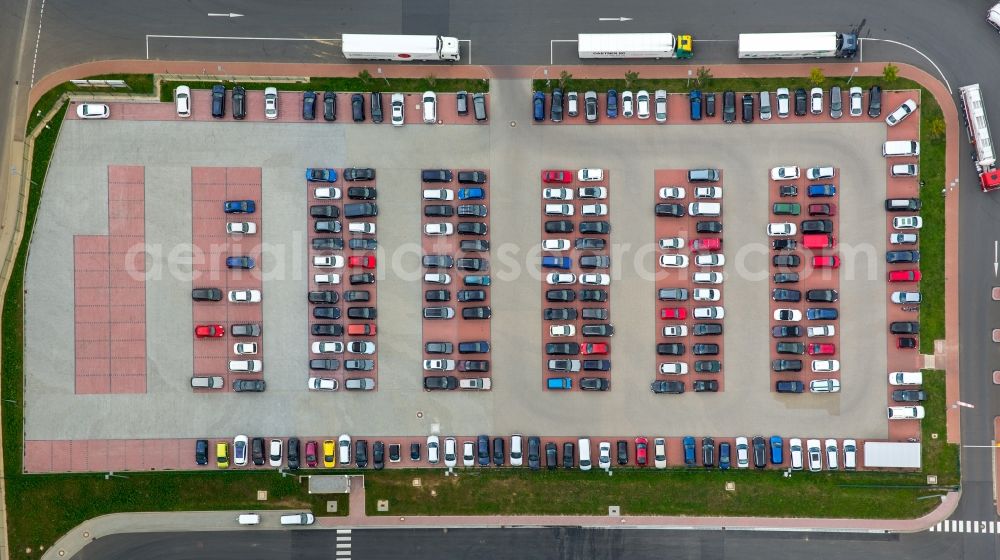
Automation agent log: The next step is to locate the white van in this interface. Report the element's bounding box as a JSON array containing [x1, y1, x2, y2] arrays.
[[882, 140, 920, 157], [280, 513, 315, 525], [578, 438, 592, 471], [688, 202, 721, 217], [422, 91, 437, 123], [237, 513, 260, 525], [175, 85, 191, 117]]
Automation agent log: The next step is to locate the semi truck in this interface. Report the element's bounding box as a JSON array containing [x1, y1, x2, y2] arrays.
[[958, 83, 1000, 191], [737, 31, 857, 59], [988, 2, 1000, 32], [341, 34, 460, 61], [577, 33, 693, 59]]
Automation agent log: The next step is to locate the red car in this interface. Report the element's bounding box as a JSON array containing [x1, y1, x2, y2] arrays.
[[542, 169, 573, 183], [194, 324, 225, 338], [808, 203, 836, 216], [582, 342, 609, 355], [347, 323, 376, 336], [812, 256, 840, 268], [691, 238, 722, 252], [807, 343, 835, 356], [897, 337, 917, 349], [635, 437, 648, 466], [660, 307, 688, 320], [888, 270, 921, 282], [305, 440, 319, 468], [348, 255, 376, 269]]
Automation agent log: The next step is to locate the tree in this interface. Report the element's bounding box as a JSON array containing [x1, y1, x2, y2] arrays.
[[696, 66, 713, 86], [883, 63, 899, 83], [809, 67, 826, 86], [928, 117, 946, 140], [624, 70, 639, 89], [558, 70, 573, 90], [423, 74, 438, 89], [357, 69, 372, 86]]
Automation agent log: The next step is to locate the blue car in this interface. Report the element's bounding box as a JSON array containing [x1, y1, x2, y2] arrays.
[[546, 377, 572, 390], [225, 256, 255, 269], [458, 188, 485, 200], [306, 168, 337, 182], [606, 89, 618, 118], [464, 275, 491, 286], [683, 436, 697, 466], [533, 91, 545, 122], [769, 436, 784, 465], [807, 184, 836, 197], [223, 200, 255, 214], [806, 307, 839, 321], [541, 256, 571, 269], [719, 442, 731, 470], [689, 90, 703, 121]]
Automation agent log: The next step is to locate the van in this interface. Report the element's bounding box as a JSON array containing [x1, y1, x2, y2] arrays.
[[175, 85, 191, 117], [280, 513, 315, 525], [802, 234, 835, 249], [882, 140, 920, 157], [190, 376, 224, 389], [237, 513, 260, 525], [472, 93, 488, 121], [688, 168, 720, 182], [688, 202, 721, 217], [759, 91, 772, 120], [546, 377, 572, 390], [578, 438, 592, 471]]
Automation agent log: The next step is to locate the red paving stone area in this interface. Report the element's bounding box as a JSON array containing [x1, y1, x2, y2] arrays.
[[420, 171, 492, 389], [653, 170, 726, 393], [539, 170, 612, 392], [191, 168, 263, 392], [73, 165, 147, 394]]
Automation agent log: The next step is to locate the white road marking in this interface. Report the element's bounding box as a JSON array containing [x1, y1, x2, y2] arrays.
[[862, 37, 952, 94], [145, 34, 342, 60], [30, 0, 46, 87]]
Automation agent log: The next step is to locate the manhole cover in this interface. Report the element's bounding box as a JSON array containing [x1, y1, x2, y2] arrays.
[[608, 506, 620, 517], [377, 499, 389, 512], [326, 500, 338, 513]]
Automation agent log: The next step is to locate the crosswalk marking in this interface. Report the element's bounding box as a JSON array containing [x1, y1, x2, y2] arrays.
[[929, 519, 999, 534], [337, 529, 352, 535], [337, 536, 352, 542], [336, 551, 351, 557], [334, 528, 352, 559]]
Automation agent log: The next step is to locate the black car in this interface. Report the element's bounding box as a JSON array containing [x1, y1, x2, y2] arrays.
[[692, 323, 722, 336], [562, 442, 575, 469], [868, 85, 882, 118], [581, 377, 610, 391], [344, 167, 376, 181], [310, 205, 340, 219], [314, 220, 341, 233], [349, 238, 377, 251], [458, 204, 488, 217], [457, 258, 486, 271], [344, 202, 378, 218], [460, 240, 489, 252], [544, 442, 557, 469], [581, 324, 614, 337], [617, 440, 629, 465], [579, 255, 610, 269], [422, 169, 454, 183], [424, 375, 458, 390], [655, 203, 685, 217], [211, 84, 225, 118], [657, 343, 685, 356], [693, 343, 719, 355], [312, 324, 343, 336], [355, 440, 368, 468], [544, 220, 574, 234], [286, 438, 300, 470], [772, 239, 797, 250], [886, 250, 920, 263], [347, 307, 377, 320], [806, 289, 839, 302], [458, 222, 488, 235], [892, 389, 927, 402], [308, 291, 339, 304], [425, 204, 454, 218], [794, 88, 807, 116], [775, 342, 805, 354], [722, 90, 736, 123], [581, 307, 608, 320], [773, 272, 799, 284], [372, 441, 385, 470], [192, 287, 222, 301], [460, 360, 489, 373], [309, 359, 340, 371], [462, 306, 491, 320], [582, 359, 611, 371], [350, 273, 375, 284], [694, 380, 719, 392], [347, 187, 377, 200], [651, 380, 685, 394], [426, 341, 453, 354], [527, 436, 541, 470], [457, 289, 486, 302], [302, 90, 317, 120], [493, 438, 505, 466], [580, 289, 607, 302], [312, 237, 344, 250], [370, 92, 383, 123], [456, 91, 469, 115], [694, 360, 721, 373], [232, 85, 247, 119], [323, 91, 336, 121], [779, 185, 798, 197], [313, 307, 340, 320], [195, 440, 209, 465], [890, 321, 920, 334], [771, 325, 802, 338], [801, 219, 833, 234], [410, 442, 421, 461], [705, 93, 717, 117], [772, 288, 801, 302], [344, 290, 370, 302], [773, 255, 801, 268], [423, 255, 454, 268], [696, 221, 723, 234], [351, 93, 365, 122], [579, 221, 610, 235], [546, 289, 575, 302], [544, 308, 577, 321], [702, 437, 716, 467], [752, 436, 767, 468], [458, 170, 488, 184], [545, 342, 580, 355], [231, 324, 261, 337], [252, 437, 265, 466], [741, 93, 754, 123], [772, 360, 803, 372], [550, 88, 564, 122], [575, 237, 605, 250]]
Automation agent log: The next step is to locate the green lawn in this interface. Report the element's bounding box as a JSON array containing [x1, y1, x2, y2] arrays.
[[919, 370, 960, 486], [159, 76, 489, 102]]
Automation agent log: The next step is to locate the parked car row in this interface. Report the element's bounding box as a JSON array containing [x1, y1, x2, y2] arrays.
[[887, 371, 926, 418], [306, 168, 378, 390], [533, 89, 669, 124], [885, 198, 923, 351]]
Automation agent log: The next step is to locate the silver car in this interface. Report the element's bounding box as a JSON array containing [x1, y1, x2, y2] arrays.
[[829, 86, 843, 119], [775, 88, 790, 118], [264, 87, 278, 120], [584, 91, 598, 123], [654, 89, 668, 123]]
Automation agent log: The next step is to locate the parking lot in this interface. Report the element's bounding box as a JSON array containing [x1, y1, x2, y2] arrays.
[[22, 80, 921, 471]]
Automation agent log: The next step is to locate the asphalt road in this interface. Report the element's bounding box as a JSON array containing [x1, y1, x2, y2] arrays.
[[7, 0, 1000, 558]]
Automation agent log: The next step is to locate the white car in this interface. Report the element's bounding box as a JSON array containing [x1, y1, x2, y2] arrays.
[[789, 438, 803, 470], [770, 166, 800, 180], [175, 85, 192, 117], [76, 103, 109, 119], [693, 271, 723, 284], [889, 371, 923, 385], [548, 359, 580, 372], [314, 273, 340, 284], [848, 86, 863, 117], [891, 291, 921, 304], [694, 254, 724, 267], [234, 342, 257, 355], [694, 186, 722, 199], [654, 89, 668, 123], [806, 439, 822, 472], [348, 341, 376, 355], [893, 216, 922, 229], [578, 186, 607, 199], [462, 441, 475, 467], [550, 324, 576, 337], [843, 439, 857, 470], [886, 99, 918, 126], [888, 406, 925, 419], [423, 188, 454, 200], [313, 255, 344, 268], [810, 87, 824, 115], [582, 204, 608, 216], [308, 377, 337, 391], [735, 437, 749, 468], [810, 379, 841, 393], [444, 437, 457, 468], [314, 187, 341, 199], [807, 325, 835, 337], [773, 308, 802, 321], [662, 325, 688, 337], [510, 435, 524, 467], [546, 273, 576, 285], [234, 435, 249, 466], [636, 90, 650, 119], [269, 439, 283, 467], [312, 341, 344, 354], [654, 438, 667, 469], [578, 168, 604, 182], [264, 87, 278, 119], [659, 362, 688, 374], [775, 87, 790, 118], [545, 203, 574, 216], [890, 233, 918, 244], [424, 273, 451, 284], [423, 359, 456, 371], [766, 222, 797, 236], [693, 306, 724, 319], [825, 439, 839, 470], [391, 92, 405, 126], [226, 222, 257, 235], [424, 223, 454, 236], [459, 378, 491, 390], [659, 254, 689, 268], [659, 186, 685, 199], [543, 187, 573, 200], [693, 288, 720, 301], [891, 163, 919, 177], [806, 166, 835, 180], [228, 290, 261, 303], [426, 435, 440, 464], [811, 359, 840, 373], [422, 91, 437, 123], [580, 273, 610, 286], [543, 239, 571, 251], [228, 360, 262, 372], [621, 90, 634, 118], [658, 237, 685, 250], [599, 441, 613, 469]]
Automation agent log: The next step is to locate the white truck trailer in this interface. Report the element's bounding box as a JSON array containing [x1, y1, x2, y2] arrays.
[[737, 31, 858, 59], [577, 33, 693, 59], [341, 34, 460, 61]]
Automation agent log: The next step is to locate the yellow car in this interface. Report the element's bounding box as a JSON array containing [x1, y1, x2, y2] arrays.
[[323, 440, 336, 468], [216, 442, 229, 468]]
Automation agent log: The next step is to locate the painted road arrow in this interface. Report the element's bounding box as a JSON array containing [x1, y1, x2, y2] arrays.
[[208, 12, 244, 17], [994, 240, 997, 277], [598, 17, 633, 22]]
